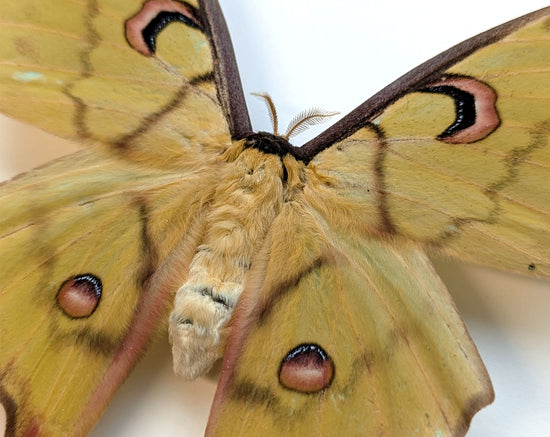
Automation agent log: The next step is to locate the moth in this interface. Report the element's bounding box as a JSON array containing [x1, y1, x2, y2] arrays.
[[0, 1, 549, 436]]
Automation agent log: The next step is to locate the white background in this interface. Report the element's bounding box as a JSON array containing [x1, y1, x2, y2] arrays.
[[1, 1, 549, 436]]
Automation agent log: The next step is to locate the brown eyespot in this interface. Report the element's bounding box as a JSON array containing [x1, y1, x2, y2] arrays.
[[279, 344, 334, 393], [56, 274, 102, 318]]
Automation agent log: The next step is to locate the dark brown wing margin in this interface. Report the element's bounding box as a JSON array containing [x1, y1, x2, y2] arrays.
[[199, 0, 252, 139], [295, 6, 550, 163]]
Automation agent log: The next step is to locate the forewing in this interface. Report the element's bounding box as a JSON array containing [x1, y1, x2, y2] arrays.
[[307, 8, 550, 277], [0, 0, 250, 165]]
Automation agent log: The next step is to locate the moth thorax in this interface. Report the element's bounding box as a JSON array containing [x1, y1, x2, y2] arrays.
[[244, 132, 293, 157]]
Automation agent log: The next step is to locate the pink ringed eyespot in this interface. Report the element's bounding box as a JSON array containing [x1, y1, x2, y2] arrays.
[[421, 75, 500, 143], [125, 1, 202, 56]]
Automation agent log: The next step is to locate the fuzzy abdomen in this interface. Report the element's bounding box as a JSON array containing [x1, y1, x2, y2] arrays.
[[169, 144, 285, 379]]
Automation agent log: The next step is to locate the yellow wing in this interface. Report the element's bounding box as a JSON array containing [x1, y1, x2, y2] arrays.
[[307, 7, 550, 278], [0, 148, 215, 435], [206, 187, 493, 436], [0, 0, 238, 165], [0, 0, 244, 435], [206, 8, 550, 436]]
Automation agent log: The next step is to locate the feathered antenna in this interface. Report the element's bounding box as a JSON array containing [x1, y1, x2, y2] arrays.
[[252, 92, 279, 135], [284, 108, 338, 139], [253, 92, 338, 139]]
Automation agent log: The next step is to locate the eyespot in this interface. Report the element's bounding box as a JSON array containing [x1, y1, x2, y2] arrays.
[[125, 0, 202, 56], [278, 344, 334, 393], [421, 75, 500, 143], [56, 274, 102, 318]]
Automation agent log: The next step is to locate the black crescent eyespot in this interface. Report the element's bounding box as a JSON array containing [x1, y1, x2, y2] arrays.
[[420, 75, 500, 144], [125, 1, 202, 56]]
